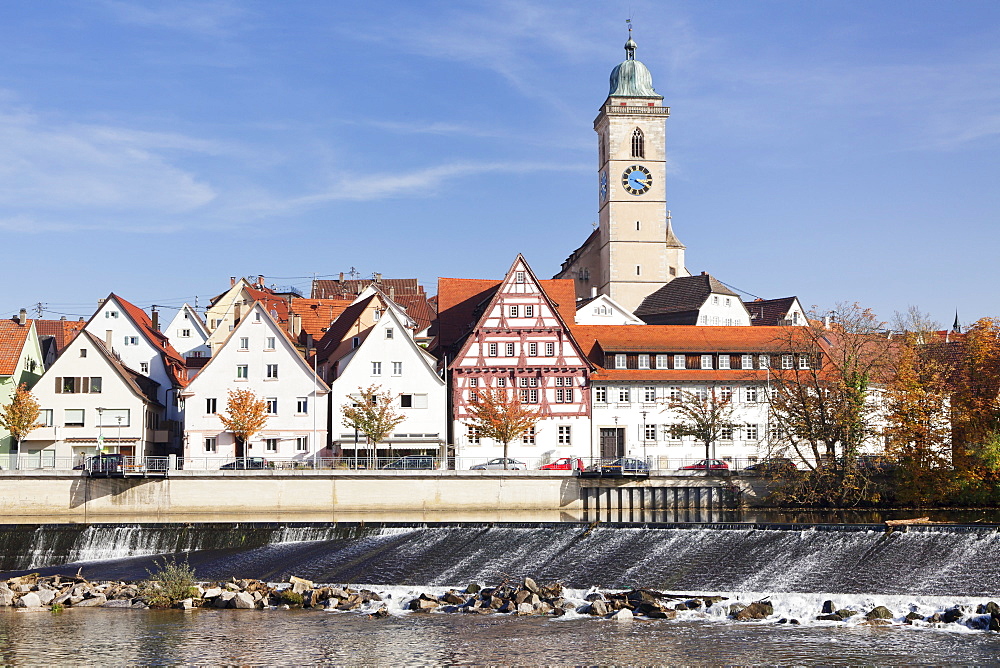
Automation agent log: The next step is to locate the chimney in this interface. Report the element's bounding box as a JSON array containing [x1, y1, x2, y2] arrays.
[[258, 275, 264, 288], [590, 287, 598, 298], [97, 298, 106, 309], [701, 271, 707, 276], [60, 316, 66, 321], [151, 307, 159, 331], [291, 313, 302, 338], [230, 277, 236, 287], [106, 330, 113, 348], [389, 286, 396, 300], [339, 272, 344, 281], [823, 315, 831, 329], [17, 308, 26, 325], [374, 272, 382, 284]]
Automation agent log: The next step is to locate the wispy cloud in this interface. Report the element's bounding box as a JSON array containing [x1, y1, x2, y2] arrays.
[[98, 0, 248, 37]]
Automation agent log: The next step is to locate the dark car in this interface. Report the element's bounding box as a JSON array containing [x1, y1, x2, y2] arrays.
[[600, 458, 650, 474], [678, 459, 729, 471], [73, 453, 125, 472], [219, 457, 270, 470], [744, 457, 797, 474], [380, 455, 436, 470]]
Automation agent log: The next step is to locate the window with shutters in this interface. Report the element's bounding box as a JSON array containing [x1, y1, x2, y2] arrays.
[[644, 424, 657, 441], [124, 336, 138, 346]]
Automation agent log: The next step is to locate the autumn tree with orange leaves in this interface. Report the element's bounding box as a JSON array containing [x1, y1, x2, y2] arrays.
[[0, 383, 42, 454], [466, 388, 540, 469], [218, 388, 269, 458]]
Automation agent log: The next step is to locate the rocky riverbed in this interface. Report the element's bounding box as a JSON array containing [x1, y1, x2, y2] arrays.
[[3, 572, 1000, 633]]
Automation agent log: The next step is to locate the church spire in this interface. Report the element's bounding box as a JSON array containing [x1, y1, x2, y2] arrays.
[[664, 210, 685, 249], [952, 310, 962, 334]]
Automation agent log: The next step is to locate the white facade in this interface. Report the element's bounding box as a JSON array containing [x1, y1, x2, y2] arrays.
[[328, 308, 447, 455], [695, 293, 752, 326], [574, 293, 645, 326], [181, 302, 329, 461], [164, 304, 210, 358], [24, 331, 165, 461], [84, 295, 182, 421]]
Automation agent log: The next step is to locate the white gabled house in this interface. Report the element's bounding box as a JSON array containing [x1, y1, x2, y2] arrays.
[[24, 331, 166, 462], [83, 294, 187, 452], [323, 306, 447, 458], [164, 304, 211, 359], [574, 291, 645, 326], [181, 302, 329, 461]]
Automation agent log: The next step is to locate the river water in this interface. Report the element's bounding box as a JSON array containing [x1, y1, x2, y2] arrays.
[[3, 517, 1000, 664]]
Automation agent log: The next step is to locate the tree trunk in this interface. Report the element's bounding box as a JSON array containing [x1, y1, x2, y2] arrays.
[[503, 439, 509, 469], [235, 436, 245, 459], [704, 438, 711, 473]]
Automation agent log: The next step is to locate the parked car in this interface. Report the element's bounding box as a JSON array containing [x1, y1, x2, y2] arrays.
[[470, 458, 527, 470], [219, 457, 270, 470], [538, 457, 584, 471], [380, 455, 436, 470], [73, 453, 125, 472], [678, 459, 729, 471], [600, 458, 650, 474], [744, 457, 797, 474]]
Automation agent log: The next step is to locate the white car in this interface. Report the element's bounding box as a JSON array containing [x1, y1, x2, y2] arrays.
[[470, 458, 527, 470]]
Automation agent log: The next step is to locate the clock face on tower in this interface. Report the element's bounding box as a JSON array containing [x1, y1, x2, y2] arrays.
[[599, 170, 608, 202], [621, 165, 652, 196]]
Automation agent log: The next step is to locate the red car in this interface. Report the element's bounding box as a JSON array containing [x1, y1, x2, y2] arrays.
[[678, 459, 729, 471], [538, 457, 585, 471]]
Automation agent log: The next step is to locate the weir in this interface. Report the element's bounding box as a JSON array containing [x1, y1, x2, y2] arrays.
[[3, 522, 1000, 597]]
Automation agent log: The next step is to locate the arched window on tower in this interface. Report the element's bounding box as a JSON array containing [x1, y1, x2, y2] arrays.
[[631, 128, 644, 158]]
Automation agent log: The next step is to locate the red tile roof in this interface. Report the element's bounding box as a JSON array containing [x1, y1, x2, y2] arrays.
[[289, 298, 355, 341], [245, 286, 290, 324], [0, 319, 31, 376], [744, 297, 800, 326], [315, 296, 377, 363], [312, 278, 425, 300], [108, 294, 188, 388], [436, 277, 577, 353], [34, 319, 85, 355], [571, 324, 816, 356]]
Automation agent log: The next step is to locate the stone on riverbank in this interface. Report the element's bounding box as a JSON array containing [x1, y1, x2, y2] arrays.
[[865, 606, 893, 620]]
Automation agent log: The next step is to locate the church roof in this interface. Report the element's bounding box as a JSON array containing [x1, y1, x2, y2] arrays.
[[609, 36, 660, 98], [634, 274, 739, 319]]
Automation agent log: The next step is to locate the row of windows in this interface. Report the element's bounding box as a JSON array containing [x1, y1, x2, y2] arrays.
[[40, 407, 131, 428], [371, 361, 404, 376], [506, 305, 537, 318], [205, 397, 308, 415], [204, 436, 308, 453], [609, 353, 812, 371], [467, 425, 572, 445], [595, 385, 766, 403], [237, 336, 278, 350], [54, 377, 102, 394], [235, 364, 279, 379], [467, 376, 578, 388], [643, 423, 774, 441], [486, 342, 558, 357]]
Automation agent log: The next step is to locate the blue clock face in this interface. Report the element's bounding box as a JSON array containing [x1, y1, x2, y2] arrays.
[[599, 170, 608, 202], [621, 165, 652, 195]]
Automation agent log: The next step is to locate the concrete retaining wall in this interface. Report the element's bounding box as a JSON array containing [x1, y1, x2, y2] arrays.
[[0, 471, 762, 521]]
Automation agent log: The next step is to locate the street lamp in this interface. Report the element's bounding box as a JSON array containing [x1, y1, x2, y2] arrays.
[[116, 415, 123, 457], [640, 410, 648, 466], [96, 407, 105, 454]]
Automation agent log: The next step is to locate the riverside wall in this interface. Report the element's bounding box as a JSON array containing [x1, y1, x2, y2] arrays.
[[0, 471, 765, 522]]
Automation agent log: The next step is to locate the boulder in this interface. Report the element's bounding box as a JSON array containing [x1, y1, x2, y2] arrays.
[[646, 609, 677, 620], [990, 613, 1000, 632], [15, 593, 42, 608], [370, 605, 389, 619], [360, 590, 382, 603], [816, 614, 844, 622], [441, 592, 466, 605], [35, 590, 56, 606], [408, 595, 439, 612], [821, 600, 836, 614], [734, 601, 773, 621], [202, 588, 222, 599], [588, 599, 609, 616], [978, 601, 1000, 615], [836, 609, 857, 618], [584, 592, 605, 602], [104, 599, 134, 608], [465, 583, 481, 595], [214, 592, 237, 608], [290, 576, 313, 595], [523, 577, 540, 594], [942, 607, 964, 624], [904, 612, 923, 624], [231, 592, 255, 609], [516, 603, 535, 615], [0, 588, 15, 607], [73, 595, 107, 608], [683, 599, 703, 610], [608, 608, 633, 622], [865, 606, 893, 620]]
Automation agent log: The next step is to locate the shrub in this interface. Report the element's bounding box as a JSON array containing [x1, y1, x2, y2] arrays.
[[143, 556, 199, 608], [277, 589, 304, 606], [50, 602, 64, 613]]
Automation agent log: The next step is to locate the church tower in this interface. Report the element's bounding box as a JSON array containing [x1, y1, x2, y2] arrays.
[[556, 33, 687, 313]]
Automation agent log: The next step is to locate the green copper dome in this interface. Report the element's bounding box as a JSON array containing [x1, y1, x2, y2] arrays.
[[608, 37, 660, 98]]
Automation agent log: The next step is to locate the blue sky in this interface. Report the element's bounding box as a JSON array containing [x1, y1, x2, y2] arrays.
[[1, 0, 999, 328]]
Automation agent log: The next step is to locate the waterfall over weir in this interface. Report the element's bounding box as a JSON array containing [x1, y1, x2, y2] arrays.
[[2, 522, 999, 597]]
